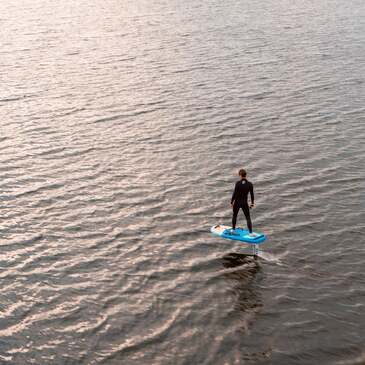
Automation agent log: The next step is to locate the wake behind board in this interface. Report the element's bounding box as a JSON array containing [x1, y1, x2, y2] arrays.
[[211, 225, 266, 244]]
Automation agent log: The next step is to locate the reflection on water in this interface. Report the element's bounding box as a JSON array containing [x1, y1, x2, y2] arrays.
[[221, 253, 261, 322], [220, 253, 274, 364]]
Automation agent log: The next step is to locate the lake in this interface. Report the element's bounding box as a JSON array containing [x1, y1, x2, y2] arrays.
[[0, 0, 364, 364]]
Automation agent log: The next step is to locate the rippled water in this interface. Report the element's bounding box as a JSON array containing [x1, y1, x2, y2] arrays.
[[1, 0, 365, 364]]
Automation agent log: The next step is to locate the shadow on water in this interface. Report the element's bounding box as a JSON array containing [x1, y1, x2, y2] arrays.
[[220, 253, 273, 363], [221, 252, 262, 318]]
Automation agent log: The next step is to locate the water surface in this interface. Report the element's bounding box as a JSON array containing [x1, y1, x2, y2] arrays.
[[0, 0, 365, 364]]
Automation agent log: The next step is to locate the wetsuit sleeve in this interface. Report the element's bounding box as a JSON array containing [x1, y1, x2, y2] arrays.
[[231, 182, 238, 204], [250, 183, 254, 204]]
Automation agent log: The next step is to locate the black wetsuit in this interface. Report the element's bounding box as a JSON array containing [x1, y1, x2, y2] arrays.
[[231, 179, 254, 232]]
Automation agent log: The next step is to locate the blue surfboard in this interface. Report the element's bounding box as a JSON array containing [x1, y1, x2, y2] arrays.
[[211, 224, 266, 244]]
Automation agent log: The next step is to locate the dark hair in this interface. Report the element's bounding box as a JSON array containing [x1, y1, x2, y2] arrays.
[[239, 169, 247, 178]]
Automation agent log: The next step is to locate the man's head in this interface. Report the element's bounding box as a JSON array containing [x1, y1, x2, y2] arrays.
[[238, 169, 247, 179]]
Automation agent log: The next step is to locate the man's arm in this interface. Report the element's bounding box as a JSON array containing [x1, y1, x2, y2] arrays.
[[249, 183, 255, 207], [231, 182, 238, 205]]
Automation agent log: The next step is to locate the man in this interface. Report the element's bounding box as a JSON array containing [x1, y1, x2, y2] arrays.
[[230, 169, 255, 235]]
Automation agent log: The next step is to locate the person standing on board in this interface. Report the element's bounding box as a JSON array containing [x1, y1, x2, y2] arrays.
[[230, 169, 255, 235]]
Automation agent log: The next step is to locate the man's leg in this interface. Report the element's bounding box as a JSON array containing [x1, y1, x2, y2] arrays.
[[242, 204, 253, 233], [232, 204, 240, 230]]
